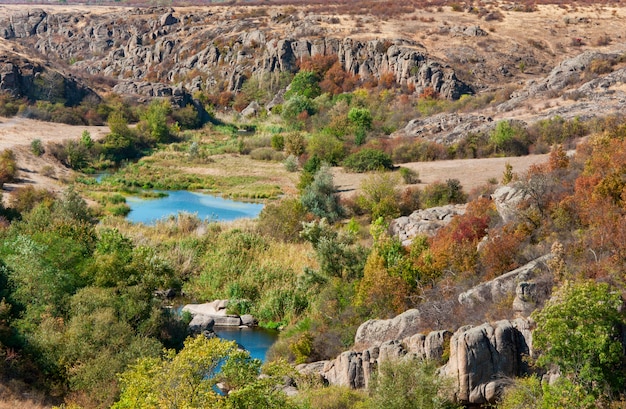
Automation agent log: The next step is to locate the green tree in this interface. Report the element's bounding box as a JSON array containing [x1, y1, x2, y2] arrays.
[[113, 336, 291, 409], [347, 107, 373, 130], [531, 281, 625, 397], [301, 165, 344, 223], [0, 149, 17, 187], [285, 71, 322, 100], [142, 99, 172, 143]]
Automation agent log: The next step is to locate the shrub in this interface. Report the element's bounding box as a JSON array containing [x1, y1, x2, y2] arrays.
[[399, 167, 420, 184], [9, 186, 55, 214], [343, 149, 393, 173], [40, 165, 56, 178], [0, 149, 17, 187], [421, 179, 467, 208], [357, 172, 401, 221], [30, 139, 44, 156], [257, 197, 308, 242], [250, 147, 284, 161], [301, 165, 343, 223], [490, 120, 529, 156], [367, 357, 459, 409], [283, 155, 299, 172], [307, 133, 346, 165], [284, 132, 306, 157], [282, 95, 316, 124], [271, 133, 285, 151]]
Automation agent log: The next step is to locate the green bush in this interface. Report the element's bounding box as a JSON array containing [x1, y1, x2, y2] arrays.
[[250, 147, 284, 161], [421, 179, 467, 208], [282, 95, 316, 123], [399, 167, 419, 184], [283, 155, 299, 172], [366, 358, 459, 409], [271, 133, 285, 151], [532, 281, 626, 396], [0, 149, 17, 187], [257, 197, 308, 242], [343, 149, 394, 173], [285, 71, 322, 100], [30, 139, 44, 156], [307, 133, 346, 165], [301, 165, 344, 223], [357, 172, 401, 221]]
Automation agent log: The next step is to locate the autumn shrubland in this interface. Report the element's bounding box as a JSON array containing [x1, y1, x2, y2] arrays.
[[1, 1, 626, 407], [2, 66, 626, 408]]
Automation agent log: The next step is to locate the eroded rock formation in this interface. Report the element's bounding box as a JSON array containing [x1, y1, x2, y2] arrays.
[[0, 8, 473, 101]]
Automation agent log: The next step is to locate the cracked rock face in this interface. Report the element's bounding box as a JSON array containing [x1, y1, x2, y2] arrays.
[[441, 318, 533, 405], [0, 8, 473, 101]]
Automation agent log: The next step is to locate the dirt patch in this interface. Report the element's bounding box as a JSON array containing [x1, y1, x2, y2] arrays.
[[333, 154, 549, 198], [0, 116, 109, 201]]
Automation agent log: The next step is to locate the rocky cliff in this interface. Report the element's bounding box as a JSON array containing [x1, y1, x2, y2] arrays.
[[0, 49, 98, 106], [0, 7, 472, 101]]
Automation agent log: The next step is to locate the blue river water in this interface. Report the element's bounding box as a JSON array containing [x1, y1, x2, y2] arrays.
[[125, 191, 264, 224], [214, 327, 279, 362]]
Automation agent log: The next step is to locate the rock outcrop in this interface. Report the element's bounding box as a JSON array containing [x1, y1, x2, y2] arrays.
[[458, 255, 552, 316], [0, 52, 98, 106], [0, 8, 473, 100], [392, 113, 494, 144], [183, 300, 257, 328], [299, 315, 533, 406], [389, 204, 466, 246], [353, 309, 421, 350], [441, 319, 533, 405], [491, 183, 528, 224]]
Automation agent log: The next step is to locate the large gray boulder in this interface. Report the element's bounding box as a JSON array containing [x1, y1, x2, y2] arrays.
[[441, 318, 533, 405], [188, 314, 215, 335], [183, 300, 243, 327], [491, 183, 528, 223], [354, 309, 421, 350], [392, 113, 494, 144], [389, 204, 466, 246]]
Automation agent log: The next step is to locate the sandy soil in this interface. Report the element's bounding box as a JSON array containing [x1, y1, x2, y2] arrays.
[[332, 154, 549, 198], [0, 116, 109, 199]]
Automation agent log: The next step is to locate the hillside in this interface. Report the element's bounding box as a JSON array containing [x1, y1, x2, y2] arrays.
[[0, 1, 626, 409]]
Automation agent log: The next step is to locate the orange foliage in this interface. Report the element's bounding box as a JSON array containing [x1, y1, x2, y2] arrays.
[[426, 198, 493, 277], [479, 223, 529, 279], [356, 251, 409, 318], [298, 54, 338, 77], [548, 144, 569, 171], [319, 62, 359, 95], [378, 72, 396, 90], [418, 86, 439, 100]]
